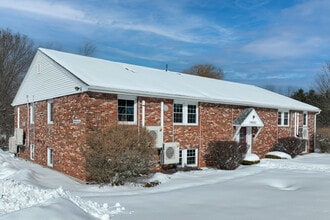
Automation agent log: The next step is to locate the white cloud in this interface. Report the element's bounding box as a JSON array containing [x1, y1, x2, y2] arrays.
[[241, 0, 330, 59], [243, 37, 323, 58], [0, 0, 96, 24]]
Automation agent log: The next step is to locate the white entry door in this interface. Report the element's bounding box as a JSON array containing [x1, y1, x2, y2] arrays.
[[239, 127, 252, 154], [246, 127, 252, 154]]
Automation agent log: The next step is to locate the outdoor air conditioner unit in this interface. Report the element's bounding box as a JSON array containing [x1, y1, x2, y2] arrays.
[[15, 128, 24, 146], [146, 126, 163, 148], [8, 136, 17, 153], [161, 142, 180, 165]]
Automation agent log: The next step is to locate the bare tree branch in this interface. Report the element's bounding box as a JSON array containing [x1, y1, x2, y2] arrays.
[[0, 28, 35, 145], [79, 41, 96, 56], [183, 64, 224, 80]]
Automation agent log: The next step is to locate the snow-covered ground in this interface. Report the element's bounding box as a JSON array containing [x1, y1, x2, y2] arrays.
[[1, 150, 330, 220]]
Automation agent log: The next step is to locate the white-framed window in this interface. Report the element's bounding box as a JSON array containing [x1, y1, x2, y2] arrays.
[[30, 144, 35, 160], [178, 148, 198, 167], [47, 147, 54, 167], [47, 100, 54, 124], [173, 101, 198, 125], [303, 112, 308, 127], [30, 103, 35, 124], [278, 110, 289, 126], [117, 95, 137, 124]]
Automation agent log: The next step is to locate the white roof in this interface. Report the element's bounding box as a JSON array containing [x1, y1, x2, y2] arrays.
[[13, 48, 320, 112]]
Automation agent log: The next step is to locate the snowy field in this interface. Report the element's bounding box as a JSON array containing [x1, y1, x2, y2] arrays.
[[1, 150, 330, 220]]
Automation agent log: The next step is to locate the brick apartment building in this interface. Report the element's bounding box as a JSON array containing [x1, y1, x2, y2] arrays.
[[10, 48, 320, 181]]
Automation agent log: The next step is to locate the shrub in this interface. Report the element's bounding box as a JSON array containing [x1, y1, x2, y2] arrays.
[[272, 137, 305, 158], [85, 125, 157, 185], [205, 141, 247, 170]]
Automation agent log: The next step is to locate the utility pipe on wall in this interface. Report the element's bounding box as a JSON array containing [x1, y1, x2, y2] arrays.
[[142, 100, 145, 127], [161, 101, 164, 128]]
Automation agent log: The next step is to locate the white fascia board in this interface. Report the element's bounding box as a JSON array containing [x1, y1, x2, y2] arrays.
[[87, 86, 320, 113]]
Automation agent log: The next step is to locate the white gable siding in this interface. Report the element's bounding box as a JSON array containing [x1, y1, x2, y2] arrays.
[[12, 51, 87, 106]]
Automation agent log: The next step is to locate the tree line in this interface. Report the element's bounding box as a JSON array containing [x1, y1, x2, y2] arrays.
[[291, 64, 330, 127]]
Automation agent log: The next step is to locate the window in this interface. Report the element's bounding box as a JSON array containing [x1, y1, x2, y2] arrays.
[[278, 111, 289, 126], [47, 147, 53, 167], [30, 144, 35, 160], [47, 100, 53, 124], [174, 104, 183, 123], [187, 105, 197, 124], [178, 150, 182, 165], [303, 112, 308, 127], [173, 101, 198, 125], [118, 96, 136, 123], [177, 148, 198, 167], [30, 103, 35, 124]]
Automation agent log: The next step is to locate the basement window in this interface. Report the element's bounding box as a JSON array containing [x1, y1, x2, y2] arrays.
[[117, 95, 137, 124], [173, 101, 198, 125], [30, 144, 35, 160], [178, 148, 198, 167], [47, 147, 53, 167], [278, 110, 289, 126]]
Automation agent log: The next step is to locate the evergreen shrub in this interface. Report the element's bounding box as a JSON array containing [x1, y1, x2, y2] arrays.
[[85, 125, 157, 185], [205, 140, 247, 170], [272, 137, 305, 158]]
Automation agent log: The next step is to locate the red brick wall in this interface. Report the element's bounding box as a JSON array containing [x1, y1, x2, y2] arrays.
[[15, 92, 118, 180], [14, 92, 317, 181]]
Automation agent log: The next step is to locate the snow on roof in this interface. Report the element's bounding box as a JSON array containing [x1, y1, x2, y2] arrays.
[[38, 48, 319, 112]]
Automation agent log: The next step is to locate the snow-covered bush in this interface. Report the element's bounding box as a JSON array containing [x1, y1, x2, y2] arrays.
[[204, 141, 247, 170], [265, 151, 292, 159], [85, 125, 157, 185], [272, 137, 305, 158], [242, 153, 260, 165]]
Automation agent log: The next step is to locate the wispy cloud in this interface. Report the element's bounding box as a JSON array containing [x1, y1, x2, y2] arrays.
[[0, 0, 234, 44], [243, 36, 323, 58], [0, 0, 96, 24]]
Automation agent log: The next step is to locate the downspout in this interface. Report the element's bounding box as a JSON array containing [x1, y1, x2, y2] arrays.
[[17, 107, 20, 129], [314, 110, 321, 152], [161, 101, 164, 128], [26, 96, 30, 148], [142, 100, 145, 127], [198, 103, 202, 167]]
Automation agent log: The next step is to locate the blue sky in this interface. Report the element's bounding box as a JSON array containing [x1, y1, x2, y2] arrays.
[[0, 0, 329, 94]]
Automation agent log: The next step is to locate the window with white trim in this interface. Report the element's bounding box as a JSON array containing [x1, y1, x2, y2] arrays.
[[30, 144, 35, 160], [30, 103, 35, 124], [173, 103, 183, 123], [177, 148, 198, 167], [47, 147, 53, 167], [303, 112, 308, 127], [117, 96, 137, 124], [173, 101, 198, 125], [47, 100, 53, 124], [278, 111, 289, 126]]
